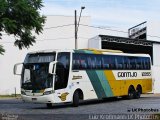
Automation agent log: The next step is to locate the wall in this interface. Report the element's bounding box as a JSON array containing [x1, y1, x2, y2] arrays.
[[88, 36, 101, 49], [152, 43, 160, 93], [147, 21, 160, 42], [1, 17, 160, 94], [0, 15, 91, 95]]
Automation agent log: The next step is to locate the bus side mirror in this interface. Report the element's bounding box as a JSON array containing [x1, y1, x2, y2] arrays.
[[14, 63, 23, 75], [49, 61, 57, 74]]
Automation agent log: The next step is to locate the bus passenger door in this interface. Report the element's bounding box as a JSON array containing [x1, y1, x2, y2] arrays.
[[54, 52, 70, 102]]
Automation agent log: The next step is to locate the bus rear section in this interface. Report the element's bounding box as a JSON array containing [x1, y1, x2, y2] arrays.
[[72, 49, 152, 101]]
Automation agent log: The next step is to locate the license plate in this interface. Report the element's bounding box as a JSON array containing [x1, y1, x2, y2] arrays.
[[32, 98, 37, 101]]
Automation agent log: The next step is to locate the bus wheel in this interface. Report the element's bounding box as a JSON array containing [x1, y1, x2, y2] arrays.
[[128, 86, 135, 99], [46, 103, 52, 108], [135, 86, 142, 99], [135, 91, 141, 99], [72, 91, 79, 107]]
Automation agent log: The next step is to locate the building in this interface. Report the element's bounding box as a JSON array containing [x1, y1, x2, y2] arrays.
[[0, 15, 91, 95], [0, 15, 160, 94]]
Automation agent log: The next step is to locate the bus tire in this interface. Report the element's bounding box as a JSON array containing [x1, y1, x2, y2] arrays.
[[135, 86, 142, 99], [72, 91, 79, 107], [128, 86, 135, 99], [46, 103, 52, 108], [135, 91, 141, 99]]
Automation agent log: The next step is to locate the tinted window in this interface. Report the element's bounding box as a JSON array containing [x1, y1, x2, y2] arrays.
[[142, 57, 151, 70], [72, 53, 151, 70], [129, 57, 136, 69], [55, 52, 70, 90], [57, 53, 70, 69], [25, 53, 55, 63], [80, 54, 88, 69], [87, 55, 95, 69], [102, 55, 116, 69], [123, 56, 130, 69], [95, 55, 102, 69], [73, 54, 81, 69], [102, 55, 109, 69], [116, 56, 124, 69], [136, 57, 143, 69]]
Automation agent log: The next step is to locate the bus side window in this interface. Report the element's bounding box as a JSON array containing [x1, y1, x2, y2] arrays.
[[124, 56, 130, 69], [134, 58, 138, 69], [144, 57, 151, 70], [80, 54, 88, 69], [140, 58, 144, 69], [136, 57, 143, 70], [95, 55, 102, 69], [73, 53, 80, 70], [133, 58, 137, 69], [147, 58, 151, 69], [129, 57, 132, 69], [115, 57, 118, 69], [87, 55, 95, 69], [102, 55, 109, 69], [87, 55, 92, 69], [142, 58, 146, 69], [108, 55, 116, 69], [123, 57, 127, 69], [91, 55, 96, 69], [129, 57, 136, 70], [116, 56, 124, 70]]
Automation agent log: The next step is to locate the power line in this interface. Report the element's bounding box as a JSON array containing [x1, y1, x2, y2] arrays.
[[0, 24, 74, 36], [80, 24, 160, 39], [0, 36, 90, 44], [80, 24, 128, 33], [1, 23, 160, 39], [0, 37, 74, 44], [36, 37, 74, 41], [78, 37, 90, 39], [44, 24, 74, 29], [147, 35, 160, 39]]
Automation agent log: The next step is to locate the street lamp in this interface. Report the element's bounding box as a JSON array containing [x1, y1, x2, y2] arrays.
[[75, 6, 85, 50]]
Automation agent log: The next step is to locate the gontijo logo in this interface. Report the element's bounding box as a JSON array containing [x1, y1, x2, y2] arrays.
[[113, 70, 152, 80], [118, 72, 137, 77]]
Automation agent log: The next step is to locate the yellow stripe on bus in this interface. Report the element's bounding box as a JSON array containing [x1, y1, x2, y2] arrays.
[[103, 70, 152, 96]]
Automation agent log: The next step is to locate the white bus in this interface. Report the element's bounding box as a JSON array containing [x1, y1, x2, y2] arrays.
[[14, 49, 152, 107]]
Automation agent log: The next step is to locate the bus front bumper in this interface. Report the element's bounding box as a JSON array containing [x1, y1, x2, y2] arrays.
[[21, 94, 54, 103]]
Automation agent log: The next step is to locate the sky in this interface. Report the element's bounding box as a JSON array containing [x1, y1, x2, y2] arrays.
[[41, 0, 160, 29]]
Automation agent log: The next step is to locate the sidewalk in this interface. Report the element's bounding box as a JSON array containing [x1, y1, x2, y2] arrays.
[[141, 93, 160, 97]]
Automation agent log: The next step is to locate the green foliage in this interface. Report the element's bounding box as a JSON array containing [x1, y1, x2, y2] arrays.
[[0, 94, 21, 98], [0, 0, 46, 54], [0, 45, 5, 55]]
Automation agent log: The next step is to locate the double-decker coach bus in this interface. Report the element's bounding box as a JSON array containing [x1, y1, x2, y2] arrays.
[[14, 49, 152, 107]]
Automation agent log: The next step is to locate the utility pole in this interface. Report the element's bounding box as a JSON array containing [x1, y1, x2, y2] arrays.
[[15, 87, 16, 97], [75, 10, 77, 50], [74, 7, 85, 50]]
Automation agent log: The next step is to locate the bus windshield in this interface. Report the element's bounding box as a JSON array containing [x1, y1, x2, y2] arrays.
[[22, 53, 55, 90]]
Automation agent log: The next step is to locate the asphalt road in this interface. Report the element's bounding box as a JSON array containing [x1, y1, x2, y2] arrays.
[[0, 94, 160, 120]]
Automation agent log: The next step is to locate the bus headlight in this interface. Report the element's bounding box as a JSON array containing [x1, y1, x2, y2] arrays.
[[21, 91, 26, 95], [43, 90, 54, 95]]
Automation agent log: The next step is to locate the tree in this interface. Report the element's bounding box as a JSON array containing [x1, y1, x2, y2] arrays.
[[0, 0, 46, 55]]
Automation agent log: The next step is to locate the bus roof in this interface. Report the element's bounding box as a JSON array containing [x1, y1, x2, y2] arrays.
[[80, 48, 123, 53], [76, 49, 150, 57], [27, 49, 150, 58]]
